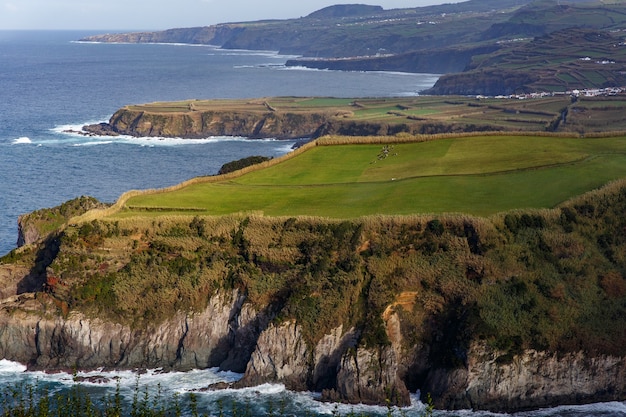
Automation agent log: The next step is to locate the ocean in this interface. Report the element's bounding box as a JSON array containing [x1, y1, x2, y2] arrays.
[[0, 30, 624, 416]]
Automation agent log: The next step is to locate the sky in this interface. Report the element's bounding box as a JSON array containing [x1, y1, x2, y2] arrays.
[[0, 0, 462, 31]]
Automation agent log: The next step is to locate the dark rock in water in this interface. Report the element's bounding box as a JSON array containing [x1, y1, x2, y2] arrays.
[[73, 375, 111, 384], [200, 381, 236, 391], [81, 122, 120, 136]]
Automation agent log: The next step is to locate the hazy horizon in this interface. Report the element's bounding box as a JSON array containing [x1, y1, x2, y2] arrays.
[[1, 1, 463, 31]]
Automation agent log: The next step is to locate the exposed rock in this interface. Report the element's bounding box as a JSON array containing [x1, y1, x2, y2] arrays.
[[335, 345, 411, 406], [237, 322, 360, 394], [0, 289, 266, 372], [286, 45, 500, 75], [0, 275, 625, 412], [80, 25, 238, 47], [424, 343, 626, 411], [0, 265, 39, 299], [236, 320, 310, 391], [80, 122, 120, 137], [86, 108, 333, 140], [473, 347, 626, 411], [313, 325, 359, 390]]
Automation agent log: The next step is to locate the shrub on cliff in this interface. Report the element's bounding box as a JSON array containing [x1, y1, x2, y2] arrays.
[[218, 156, 272, 175], [17, 196, 109, 247]]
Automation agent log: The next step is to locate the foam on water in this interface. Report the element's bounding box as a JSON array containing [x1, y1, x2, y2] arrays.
[[11, 137, 32, 144], [0, 359, 27, 373], [49, 122, 298, 149], [0, 360, 624, 416]]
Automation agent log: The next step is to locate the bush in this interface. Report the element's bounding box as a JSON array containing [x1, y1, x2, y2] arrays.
[[217, 155, 272, 175]]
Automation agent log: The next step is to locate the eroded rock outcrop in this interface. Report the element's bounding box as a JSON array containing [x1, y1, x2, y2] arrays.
[[0, 289, 266, 372], [424, 343, 626, 412], [0, 269, 625, 411], [86, 109, 332, 140]]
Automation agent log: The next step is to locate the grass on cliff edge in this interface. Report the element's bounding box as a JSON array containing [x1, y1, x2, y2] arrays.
[[117, 135, 626, 218]]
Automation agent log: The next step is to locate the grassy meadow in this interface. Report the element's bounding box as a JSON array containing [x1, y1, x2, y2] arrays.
[[116, 134, 626, 218]]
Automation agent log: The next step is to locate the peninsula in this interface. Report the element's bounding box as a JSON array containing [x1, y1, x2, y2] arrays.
[[2, 130, 626, 412], [80, 94, 626, 141]]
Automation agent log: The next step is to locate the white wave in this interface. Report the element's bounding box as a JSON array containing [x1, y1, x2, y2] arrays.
[[11, 137, 32, 144], [279, 65, 331, 72], [0, 359, 27, 373], [17, 366, 242, 394], [516, 400, 626, 416], [72, 41, 220, 49], [52, 122, 298, 148], [51, 120, 107, 135], [212, 48, 297, 59], [73, 141, 114, 147]]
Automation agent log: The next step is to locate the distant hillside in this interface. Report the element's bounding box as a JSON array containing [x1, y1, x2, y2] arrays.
[[80, 0, 626, 95], [306, 4, 383, 19], [425, 28, 626, 95], [81, 0, 532, 58]]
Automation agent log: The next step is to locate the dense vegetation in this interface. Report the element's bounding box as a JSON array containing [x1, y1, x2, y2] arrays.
[[218, 156, 273, 175], [16, 196, 108, 246], [33, 177, 625, 365]]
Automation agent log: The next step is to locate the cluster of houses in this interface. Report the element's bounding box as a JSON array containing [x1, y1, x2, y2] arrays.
[[478, 86, 625, 100]]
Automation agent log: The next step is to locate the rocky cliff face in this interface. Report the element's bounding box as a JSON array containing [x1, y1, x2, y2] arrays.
[[0, 289, 266, 372], [286, 45, 500, 75], [1, 286, 623, 412], [86, 108, 333, 140], [80, 25, 239, 46], [85, 107, 503, 141], [426, 343, 626, 411]]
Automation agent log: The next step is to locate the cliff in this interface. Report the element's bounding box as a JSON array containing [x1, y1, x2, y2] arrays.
[[78, 1, 626, 95], [90, 107, 331, 140], [80, 0, 531, 60], [83, 96, 567, 141], [81, 106, 438, 140], [16, 196, 108, 247], [285, 45, 501, 75], [80, 25, 240, 47], [1, 178, 625, 412]]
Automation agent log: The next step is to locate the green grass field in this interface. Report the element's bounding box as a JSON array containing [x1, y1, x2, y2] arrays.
[[118, 135, 626, 218]]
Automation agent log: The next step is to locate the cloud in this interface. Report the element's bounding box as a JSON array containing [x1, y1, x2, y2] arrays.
[[4, 2, 18, 11]]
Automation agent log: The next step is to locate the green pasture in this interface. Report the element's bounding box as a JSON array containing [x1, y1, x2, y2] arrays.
[[119, 135, 626, 218], [283, 98, 355, 107]]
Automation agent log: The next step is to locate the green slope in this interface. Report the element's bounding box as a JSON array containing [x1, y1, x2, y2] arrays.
[[119, 135, 626, 217]]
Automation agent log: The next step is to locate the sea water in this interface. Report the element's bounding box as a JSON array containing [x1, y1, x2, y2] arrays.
[[0, 30, 439, 256], [0, 31, 624, 416]]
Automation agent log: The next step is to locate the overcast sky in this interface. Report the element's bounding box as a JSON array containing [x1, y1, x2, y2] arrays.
[[1, 0, 462, 30]]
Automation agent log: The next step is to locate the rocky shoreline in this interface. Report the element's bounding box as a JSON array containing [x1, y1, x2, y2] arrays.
[[0, 289, 623, 412]]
